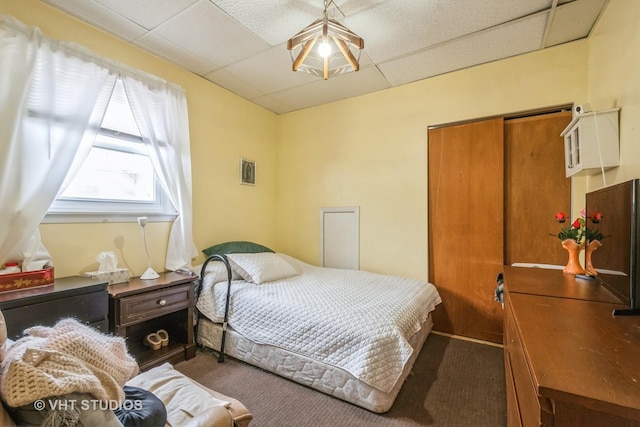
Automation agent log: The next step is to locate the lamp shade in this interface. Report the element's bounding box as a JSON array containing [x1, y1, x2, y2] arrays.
[[287, 4, 364, 80]]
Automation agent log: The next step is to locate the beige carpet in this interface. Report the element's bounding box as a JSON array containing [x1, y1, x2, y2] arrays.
[[176, 333, 506, 427]]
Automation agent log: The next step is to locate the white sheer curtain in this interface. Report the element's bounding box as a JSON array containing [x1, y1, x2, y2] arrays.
[[0, 16, 195, 271], [0, 16, 116, 265], [123, 75, 197, 271]]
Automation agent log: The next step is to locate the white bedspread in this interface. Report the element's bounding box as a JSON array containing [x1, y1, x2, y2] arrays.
[[196, 254, 441, 393]]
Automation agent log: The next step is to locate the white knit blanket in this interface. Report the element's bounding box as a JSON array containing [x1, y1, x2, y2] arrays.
[[0, 318, 139, 407]]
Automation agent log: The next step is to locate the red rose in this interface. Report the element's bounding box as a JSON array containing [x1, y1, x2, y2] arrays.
[[555, 212, 567, 223], [572, 218, 581, 229]]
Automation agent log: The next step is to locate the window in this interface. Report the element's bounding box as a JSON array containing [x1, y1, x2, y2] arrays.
[[45, 79, 176, 223]]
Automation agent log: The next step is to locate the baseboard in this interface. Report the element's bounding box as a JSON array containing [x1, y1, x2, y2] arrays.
[[431, 330, 504, 348]]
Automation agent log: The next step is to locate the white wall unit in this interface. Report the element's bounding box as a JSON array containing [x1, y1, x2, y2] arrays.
[[561, 108, 620, 177], [319, 207, 359, 270]]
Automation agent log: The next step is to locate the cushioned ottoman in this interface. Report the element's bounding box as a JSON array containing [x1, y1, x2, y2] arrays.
[[126, 363, 252, 427]]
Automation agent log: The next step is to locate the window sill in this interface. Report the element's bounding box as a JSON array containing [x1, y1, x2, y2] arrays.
[[42, 212, 176, 224]]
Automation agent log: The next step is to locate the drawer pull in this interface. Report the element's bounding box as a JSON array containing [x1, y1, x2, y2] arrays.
[[158, 299, 167, 306]]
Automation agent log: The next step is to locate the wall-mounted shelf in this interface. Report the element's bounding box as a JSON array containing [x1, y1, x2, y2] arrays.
[[561, 108, 620, 177]]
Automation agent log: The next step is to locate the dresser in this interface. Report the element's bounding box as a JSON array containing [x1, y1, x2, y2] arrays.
[[108, 272, 197, 371], [503, 266, 640, 426], [0, 276, 109, 340]]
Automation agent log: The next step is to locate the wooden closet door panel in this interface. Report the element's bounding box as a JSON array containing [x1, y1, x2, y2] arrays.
[[504, 111, 572, 266], [428, 118, 504, 343]]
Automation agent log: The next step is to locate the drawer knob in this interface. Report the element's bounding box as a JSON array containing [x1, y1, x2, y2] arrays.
[[158, 299, 167, 306]]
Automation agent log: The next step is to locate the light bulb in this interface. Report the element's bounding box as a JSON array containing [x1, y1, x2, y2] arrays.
[[318, 39, 332, 58]]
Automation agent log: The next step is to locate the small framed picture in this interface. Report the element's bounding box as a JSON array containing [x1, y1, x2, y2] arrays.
[[240, 158, 256, 186]]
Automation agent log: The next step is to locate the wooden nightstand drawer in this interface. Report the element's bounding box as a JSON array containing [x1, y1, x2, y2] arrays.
[[117, 282, 193, 327]]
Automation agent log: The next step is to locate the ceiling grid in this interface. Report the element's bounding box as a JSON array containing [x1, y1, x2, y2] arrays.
[[42, 0, 609, 114]]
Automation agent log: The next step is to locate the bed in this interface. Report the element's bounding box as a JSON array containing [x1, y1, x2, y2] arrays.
[[194, 243, 441, 413]]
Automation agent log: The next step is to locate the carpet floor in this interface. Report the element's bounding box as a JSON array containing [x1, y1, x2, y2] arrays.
[[176, 332, 507, 427]]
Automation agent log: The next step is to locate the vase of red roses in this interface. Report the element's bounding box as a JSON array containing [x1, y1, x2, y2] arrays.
[[552, 210, 603, 275]]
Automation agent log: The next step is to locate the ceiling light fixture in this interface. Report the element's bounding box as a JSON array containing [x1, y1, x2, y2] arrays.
[[287, 0, 364, 80]]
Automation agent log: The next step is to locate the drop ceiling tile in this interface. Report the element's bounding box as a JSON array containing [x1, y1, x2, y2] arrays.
[[42, 0, 147, 42], [134, 33, 217, 75], [209, 0, 389, 47], [345, 0, 552, 63], [151, 0, 270, 68], [545, 0, 608, 47], [94, 0, 198, 30], [271, 66, 390, 111], [204, 68, 265, 100], [379, 13, 548, 87], [332, 0, 388, 17], [41, 0, 609, 114], [211, 0, 320, 46], [250, 95, 295, 115]]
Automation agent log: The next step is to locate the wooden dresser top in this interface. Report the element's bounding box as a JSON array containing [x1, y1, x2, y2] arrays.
[[503, 265, 623, 304], [504, 266, 640, 422]]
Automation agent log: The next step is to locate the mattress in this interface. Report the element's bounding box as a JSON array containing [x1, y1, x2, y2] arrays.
[[195, 252, 441, 412], [196, 314, 433, 413]]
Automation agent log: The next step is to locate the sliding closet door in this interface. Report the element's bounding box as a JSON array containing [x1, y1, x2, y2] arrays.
[[504, 111, 572, 266], [428, 118, 505, 343]]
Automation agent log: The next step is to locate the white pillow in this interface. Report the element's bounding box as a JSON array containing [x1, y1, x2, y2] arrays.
[[199, 259, 242, 283], [226, 253, 298, 285]]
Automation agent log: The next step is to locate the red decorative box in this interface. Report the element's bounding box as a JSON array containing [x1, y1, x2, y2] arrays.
[[0, 267, 54, 293]]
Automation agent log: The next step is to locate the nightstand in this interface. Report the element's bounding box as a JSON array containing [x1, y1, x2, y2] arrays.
[[108, 271, 197, 371], [0, 276, 109, 340]]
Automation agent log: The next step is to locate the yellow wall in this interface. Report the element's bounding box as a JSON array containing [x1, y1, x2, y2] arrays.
[[586, 0, 640, 189], [275, 0, 640, 282], [4, 0, 637, 283], [1, 0, 279, 277], [278, 43, 588, 280], [564, 0, 640, 231]]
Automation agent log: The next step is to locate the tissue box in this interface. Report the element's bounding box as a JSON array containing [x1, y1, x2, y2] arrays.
[[84, 268, 129, 285], [0, 267, 55, 293]]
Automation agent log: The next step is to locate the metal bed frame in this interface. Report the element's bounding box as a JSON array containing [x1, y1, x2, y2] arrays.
[[196, 254, 233, 362]]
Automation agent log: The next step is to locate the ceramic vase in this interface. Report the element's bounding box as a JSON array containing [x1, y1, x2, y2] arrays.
[[561, 239, 585, 275], [584, 240, 602, 276]]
